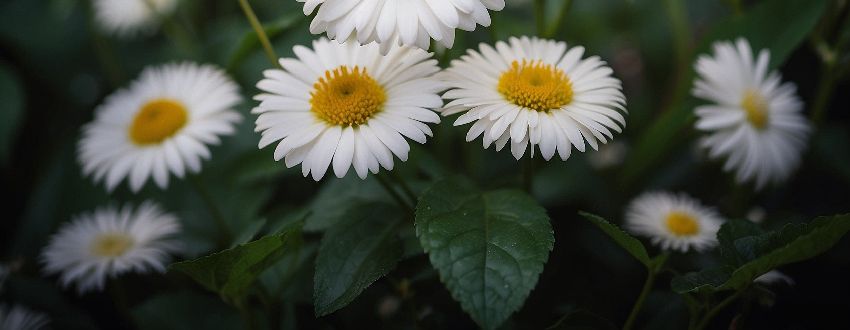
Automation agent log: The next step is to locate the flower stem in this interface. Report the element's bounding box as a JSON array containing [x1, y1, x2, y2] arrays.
[[375, 174, 414, 214], [623, 254, 669, 330], [237, 0, 281, 68], [693, 289, 746, 330], [533, 0, 547, 37], [811, 56, 838, 125], [189, 175, 230, 248]]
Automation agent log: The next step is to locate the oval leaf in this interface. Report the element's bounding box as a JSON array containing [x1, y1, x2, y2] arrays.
[[313, 202, 404, 316], [415, 178, 554, 329]]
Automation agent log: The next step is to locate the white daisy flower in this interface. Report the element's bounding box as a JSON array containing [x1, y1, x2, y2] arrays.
[[298, 0, 505, 53], [692, 38, 811, 189], [252, 38, 444, 181], [439, 36, 627, 161], [78, 62, 242, 192], [625, 191, 724, 252], [41, 201, 181, 294], [0, 305, 50, 330], [93, 0, 178, 36]]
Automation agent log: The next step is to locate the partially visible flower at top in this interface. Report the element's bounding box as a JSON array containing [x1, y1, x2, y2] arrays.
[[754, 270, 794, 286], [0, 304, 50, 330], [692, 38, 810, 189], [625, 191, 724, 252], [93, 0, 178, 36], [297, 0, 505, 53], [41, 201, 181, 294], [253, 38, 445, 181], [78, 62, 242, 192], [439, 36, 627, 161]]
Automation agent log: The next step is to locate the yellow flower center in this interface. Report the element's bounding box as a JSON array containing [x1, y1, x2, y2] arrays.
[[129, 99, 188, 145], [90, 233, 135, 258], [497, 60, 574, 112], [741, 90, 769, 129], [664, 211, 700, 237], [310, 66, 387, 127]]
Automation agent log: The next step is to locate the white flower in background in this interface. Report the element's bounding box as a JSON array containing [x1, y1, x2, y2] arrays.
[[746, 206, 767, 224], [625, 192, 724, 252], [298, 0, 505, 53], [0, 305, 50, 330], [93, 0, 178, 36], [692, 38, 810, 189], [78, 62, 242, 192], [41, 202, 181, 294], [253, 38, 444, 180], [755, 270, 794, 286], [439, 36, 627, 160], [587, 140, 628, 170]]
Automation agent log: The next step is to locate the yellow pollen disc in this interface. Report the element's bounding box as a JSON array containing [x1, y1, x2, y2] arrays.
[[90, 233, 135, 257], [310, 66, 387, 127], [497, 60, 574, 112], [130, 99, 188, 145], [741, 90, 769, 129], [664, 211, 700, 237]]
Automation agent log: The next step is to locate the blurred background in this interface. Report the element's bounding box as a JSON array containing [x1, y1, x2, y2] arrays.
[[1, 0, 848, 329]]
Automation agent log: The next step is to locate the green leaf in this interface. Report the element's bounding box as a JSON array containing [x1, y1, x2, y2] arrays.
[[672, 214, 850, 293], [619, 0, 829, 187], [131, 291, 240, 330], [170, 222, 303, 301], [717, 219, 765, 267], [313, 202, 404, 316], [415, 178, 554, 329], [229, 218, 267, 248], [304, 176, 394, 231], [579, 212, 651, 267], [0, 62, 23, 165]]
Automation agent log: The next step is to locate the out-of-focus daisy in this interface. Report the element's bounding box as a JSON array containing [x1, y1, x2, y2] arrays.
[[41, 202, 181, 294], [692, 38, 810, 189], [79, 62, 242, 192], [439, 36, 627, 161], [252, 38, 444, 181], [625, 192, 723, 252], [93, 0, 178, 36], [754, 270, 794, 286], [0, 305, 49, 330], [298, 0, 505, 52]]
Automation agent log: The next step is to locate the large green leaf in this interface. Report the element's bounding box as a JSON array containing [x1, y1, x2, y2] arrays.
[[619, 0, 829, 187], [0, 62, 23, 165], [170, 222, 303, 301], [415, 178, 554, 329], [580, 212, 651, 267], [717, 219, 765, 267], [313, 202, 404, 316], [672, 214, 850, 293], [304, 176, 394, 231]]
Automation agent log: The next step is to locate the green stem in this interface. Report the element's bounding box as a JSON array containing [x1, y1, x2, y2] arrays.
[[811, 59, 838, 125], [623, 254, 669, 330], [375, 174, 414, 214], [189, 175, 230, 248], [533, 0, 547, 37], [522, 155, 535, 193], [236, 299, 258, 330], [693, 289, 746, 330], [238, 0, 281, 68], [544, 0, 572, 38], [389, 171, 418, 206]]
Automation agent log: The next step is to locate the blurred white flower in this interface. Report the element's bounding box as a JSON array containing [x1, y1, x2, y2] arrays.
[[746, 206, 767, 224], [625, 191, 724, 252], [692, 38, 810, 189], [297, 0, 505, 53], [41, 201, 181, 294], [93, 0, 178, 36], [78, 62, 242, 192], [588, 141, 628, 170], [0, 304, 49, 330], [439, 36, 627, 161], [755, 270, 794, 286], [253, 39, 444, 181]]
